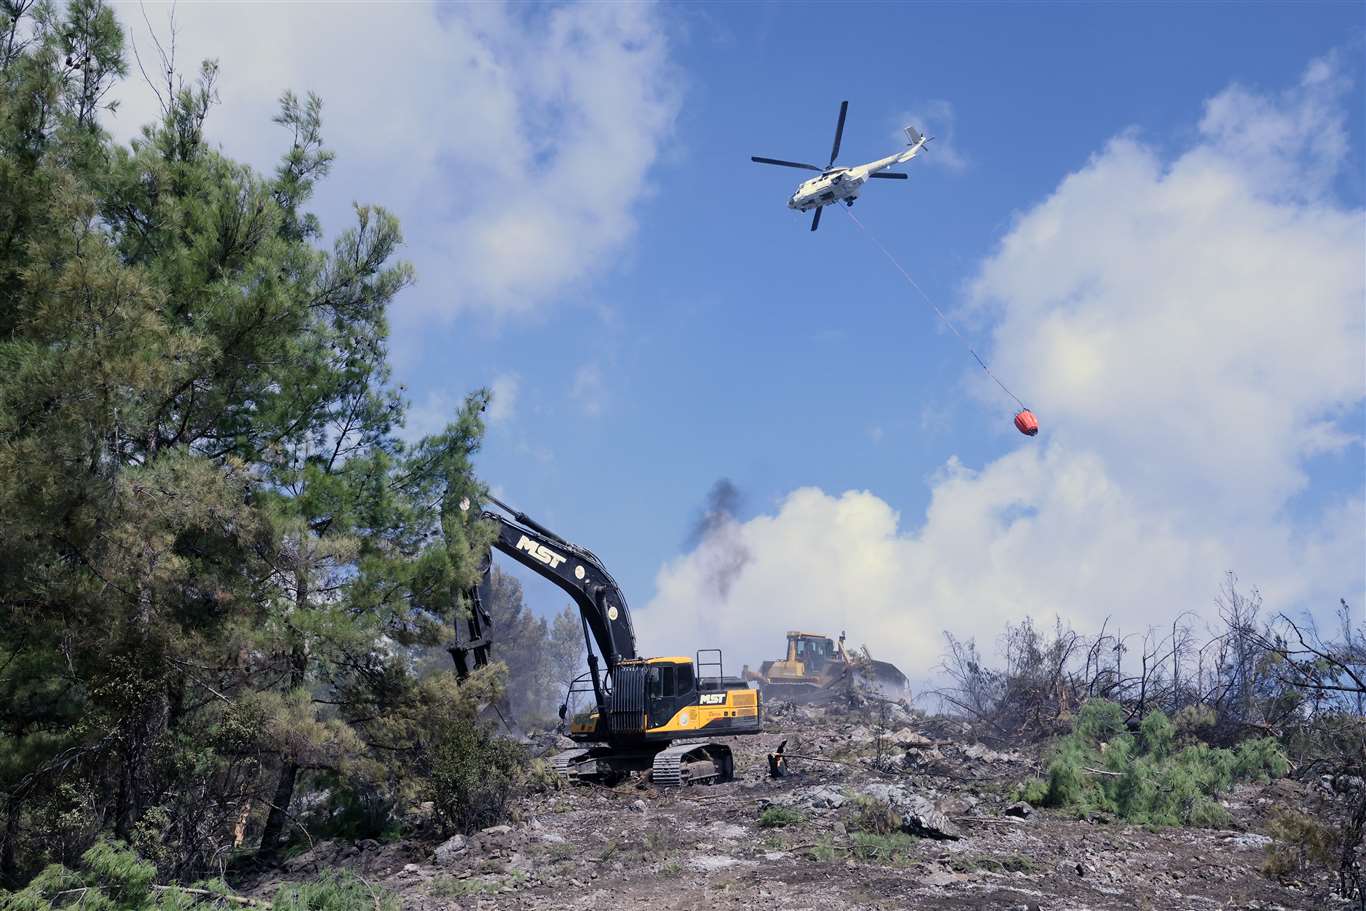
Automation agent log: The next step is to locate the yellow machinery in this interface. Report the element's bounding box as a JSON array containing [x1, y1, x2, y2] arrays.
[[744, 630, 910, 703], [452, 497, 761, 786]]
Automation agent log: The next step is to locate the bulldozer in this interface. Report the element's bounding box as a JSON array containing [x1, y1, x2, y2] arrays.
[[743, 631, 910, 703]]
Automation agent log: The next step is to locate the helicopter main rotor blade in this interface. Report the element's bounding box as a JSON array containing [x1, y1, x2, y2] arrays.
[[869, 171, 908, 179], [752, 156, 822, 171], [810, 206, 823, 232], [827, 100, 848, 167]]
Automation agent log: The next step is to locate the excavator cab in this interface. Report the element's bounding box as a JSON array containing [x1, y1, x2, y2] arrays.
[[645, 658, 696, 727]]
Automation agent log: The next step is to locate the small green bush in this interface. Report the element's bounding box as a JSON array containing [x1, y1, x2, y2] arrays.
[[757, 806, 804, 829], [271, 871, 398, 911], [1074, 699, 1127, 743], [1187, 799, 1233, 829], [1015, 778, 1049, 805], [848, 831, 918, 865], [1036, 700, 1287, 827], [424, 714, 527, 835], [0, 841, 391, 911], [805, 837, 843, 863], [1263, 809, 1339, 879], [1173, 704, 1216, 739], [847, 796, 901, 836], [1233, 737, 1290, 782], [1138, 711, 1175, 760]]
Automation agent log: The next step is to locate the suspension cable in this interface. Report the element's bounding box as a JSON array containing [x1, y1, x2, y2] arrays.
[[844, 206, 1029, 414]]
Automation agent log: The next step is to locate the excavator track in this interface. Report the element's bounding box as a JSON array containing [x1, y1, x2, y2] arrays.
[[551, 748, 592, 778], [651, 742, 732, 787]]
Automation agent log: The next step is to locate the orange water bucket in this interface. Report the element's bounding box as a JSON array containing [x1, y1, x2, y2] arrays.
[[1014, 409, 1039, 436]]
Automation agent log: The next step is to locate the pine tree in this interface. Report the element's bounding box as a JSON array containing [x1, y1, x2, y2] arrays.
[[0, 1, 494, 883]]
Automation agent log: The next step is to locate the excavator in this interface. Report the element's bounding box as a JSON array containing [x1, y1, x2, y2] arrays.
[[449, 496, 761, 786]]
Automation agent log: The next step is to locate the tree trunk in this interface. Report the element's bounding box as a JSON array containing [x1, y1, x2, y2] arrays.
[[256, 759, 300, 862], [115, 562, 169, 841], [1, 795, 20, 888], [258, 631, 308, 861], [114, 688, 170, 841]]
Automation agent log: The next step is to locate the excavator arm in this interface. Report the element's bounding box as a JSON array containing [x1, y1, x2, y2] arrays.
[[448, 497, 638, 717]]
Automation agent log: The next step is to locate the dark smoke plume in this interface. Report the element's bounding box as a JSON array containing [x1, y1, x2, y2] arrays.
[[686, 479, 751, 599]]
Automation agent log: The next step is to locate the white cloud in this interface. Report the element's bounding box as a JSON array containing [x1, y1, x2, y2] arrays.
[[487, 374, 520, 425], [893, 100, 966, 171], [400, 389, 457, 443], [571, 363, 606, 417], [637, 58, 1365, 677], [108, 2, 680, 320]]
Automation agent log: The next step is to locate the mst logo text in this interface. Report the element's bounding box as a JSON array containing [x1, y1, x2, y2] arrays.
[[516, 535, 567, 569]]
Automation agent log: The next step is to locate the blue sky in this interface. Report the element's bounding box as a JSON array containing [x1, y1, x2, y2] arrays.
[[109, 2, 1365, 676]]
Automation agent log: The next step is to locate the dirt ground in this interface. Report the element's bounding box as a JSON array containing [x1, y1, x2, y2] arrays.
[[246, 701, 1355, 911]]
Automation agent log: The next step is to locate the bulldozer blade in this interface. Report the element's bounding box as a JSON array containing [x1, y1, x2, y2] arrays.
[[856, 659, 911, 699]]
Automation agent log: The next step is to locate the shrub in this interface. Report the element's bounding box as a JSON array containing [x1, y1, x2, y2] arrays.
[[1074, 699, 1126, 744], [1263, 809, 1338, 879], [757, 806, 804, 829], [271, 871, 398, 911], [1173, 704, 1217, 740], [847, 797, 901, 837], [848, 831, 918, 865], [422, 711, 526, 836], [1138, 711, 1176, 760], [1015, 778, 1049, 806], [1233, 737, 1290, 782], [1036, 700, 1287, 827], [0, 840, 391, 911], [1187, 799, 1233, 829]]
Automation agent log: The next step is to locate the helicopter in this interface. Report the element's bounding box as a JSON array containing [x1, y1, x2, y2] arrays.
[[752, 101, 930, 231]]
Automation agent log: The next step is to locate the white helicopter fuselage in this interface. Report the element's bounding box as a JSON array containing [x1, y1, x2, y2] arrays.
[[787, 131, 928, 212], [787, 168, 864, 211]]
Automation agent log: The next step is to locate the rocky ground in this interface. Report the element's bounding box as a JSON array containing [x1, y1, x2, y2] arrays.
[[245, 700, 1355, 910]]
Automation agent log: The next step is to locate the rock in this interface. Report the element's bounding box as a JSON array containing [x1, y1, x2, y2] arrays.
[[893, 728, 934, 747], [687, 854, 741, 872], [856, 784, 961, 840], [283, 840, 335, 873], [963, 743, 1002, 761], [857, 781, 912, 803], [707, 822, 747, 840], [630, 799, 647, 813], [432, 834, 468, 865], [481, 824, 513, 835], [537, 832, 567, 845], [1004, 801, 1032, 819], [901, 796, 962, 841], [903, 746, 942, 767], [800, 785, 848, 810], [1229, 833, 1273, 848], [920, 869, 964, 887]]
